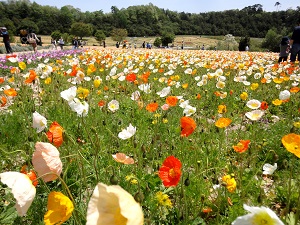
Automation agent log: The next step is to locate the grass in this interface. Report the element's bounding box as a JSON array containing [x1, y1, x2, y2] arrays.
[[0, 47, 299, 224]]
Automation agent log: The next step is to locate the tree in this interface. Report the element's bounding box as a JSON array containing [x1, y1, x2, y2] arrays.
[[239, 36, 251, 51], [70, 22, 93, 39], [274, 2, 281, 11], [224, 34, 237, 50], [94, 30, 106, 44], [153, 37, 162, 47], [110, 28, 128, 42], [261, 28, 281, 52], [51, 30, 62, 41], [160, 32, 175, 47]]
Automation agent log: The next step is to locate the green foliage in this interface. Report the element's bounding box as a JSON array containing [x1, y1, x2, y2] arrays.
[[261, 28, 281, 52], [153, 37, 162, 47], [70, 22, 93, 39], [239, 36, 251, 51], [51, 30, 62, 41], [94, 30, 106, 44], [161, 32, 175, 46], [110, 28, 128, 42]]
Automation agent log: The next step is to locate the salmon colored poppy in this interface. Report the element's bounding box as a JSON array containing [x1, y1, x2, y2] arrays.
[[20, 165, 38, 187], [4, 88, 17, 97], [112, 153, 134, 165], [260, 101, 268, 110], [25, 70, 37, 84], [146, 102, 159, 112], [0, 96, 7, 107], [46, 121, 63, 147], [180, 116, 196, 137], [158, 156, 182, 187], [215, 118, 232, 128], [282, 133, 300, 158], [166, 96, 178, 106], [233, 140, 251, 153], [126, 73, 137, 82]]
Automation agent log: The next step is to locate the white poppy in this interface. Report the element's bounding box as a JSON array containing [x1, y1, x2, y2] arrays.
[[32, 111, 47, 133], [118, 124, 136, 140], [246, 99, 261, 109], [263, 163, 277, 175], [156, 86, 171, 97], [0, 172, 36, 216], [232, 204, 284, 225], [245, 110, 264, 121], [131, 91, 140, 101], [107, 100, 119, 112], [138, 83, 151, 94], [60, 86, 77, 102], [279, 90, 290, 100], [183, 105, 196, 116], [68, 98, 89, 117]]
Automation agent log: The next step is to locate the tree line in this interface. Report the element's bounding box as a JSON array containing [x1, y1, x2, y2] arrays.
[[0, 1, 299, 50]]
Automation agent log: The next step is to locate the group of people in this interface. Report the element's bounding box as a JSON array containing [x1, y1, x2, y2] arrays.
[[278, 18, 300, 63]]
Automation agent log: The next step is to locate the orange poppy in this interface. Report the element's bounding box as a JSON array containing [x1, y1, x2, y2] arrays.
[[112, 153, 134, 164], [180, 116, 196, 137], [98, 100, 106, 107], [260, 101, 268, 110], [141, 71, 150, 83], [146, 102, 159, 112], [4, 88, 17, 97], [233, 140, 251, 153], [158, 156, 182, 187], [0, 96, 7, 107], [290, 87, 300, 93], [125, 73, 137, 82], [202, 207, 213, 213], [166, 96, 178, 106], [215, 118, 232, 128], [0, 77, 4, 84], [20, 165, 38, 187], [46, 121, 63, 147], [25, 70, 37, 84]]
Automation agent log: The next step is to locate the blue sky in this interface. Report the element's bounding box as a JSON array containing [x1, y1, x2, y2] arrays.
[[32, 0, 299, 13]]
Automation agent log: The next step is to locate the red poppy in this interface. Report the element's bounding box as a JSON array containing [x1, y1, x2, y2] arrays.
[[158, 156, 182, 187], [46, 121, 63, 147], [166, 96, 178, 106], [146, 102, 159, 112], [180, 116, 196, 137], [233, 140, 251, 153], [260, 101, 268, 110], [98, 100, 106, 107], [20, 165, 38, 187], [0, 77, 4, 84], [0, 96, 7, 107], [125, 73, 137, 82]]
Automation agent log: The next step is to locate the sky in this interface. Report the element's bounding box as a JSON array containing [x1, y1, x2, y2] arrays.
[[31, 0, 299, 13]]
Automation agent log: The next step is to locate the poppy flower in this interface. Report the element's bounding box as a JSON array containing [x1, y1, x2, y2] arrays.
[[44, 192, 74, 225], [218, 104, 227, 114], [222, 174, 236, 193], [180, 116, 196, 137], [260, 101, 268, 110], [0, 96, 7, 107], [246, 99, 261, 109], [215, 117, 232, 128], [60, 86, 77, 102], [118, 123, 136, 140], [98, 100, 106, 108], [32, 111, 47, 133], [86, 183, 144, 225], [263, 163, 277, 175], [282, 133, 300, 158], [157, 86, 171, 97], [25, 70, 37, 84], [108, 100, 119, 112], [279, 90, 290, 100], [126, 73, 137, 82], [146, 102, 159, 112], [4, 88, 17, 97], [158, 156, 182, 187], [0, 77, 4, 84], [0, 172, 36, 216], [245, 110, 264, 121], [166, 96, 178, 106], [290, 87, 300, 93], [32, 142, 63, 182], [233, 140, 251, 153], [20, 165, 38, 187], [112, 153, 134, 164], [46, 121, 63, 147]]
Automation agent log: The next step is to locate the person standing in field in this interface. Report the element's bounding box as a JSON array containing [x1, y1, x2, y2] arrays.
[[278, 36, 290, 63], [0, 27, 13, 54], [289, 18, 300, 63], [27, 30, 40, 53]]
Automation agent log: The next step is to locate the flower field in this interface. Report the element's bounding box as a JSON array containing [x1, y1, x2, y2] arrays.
[[0, 48, 300, 224]]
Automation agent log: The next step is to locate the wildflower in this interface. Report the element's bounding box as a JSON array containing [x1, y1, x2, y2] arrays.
[[250, 83, 259, 90], [32, 142, 63, 182], [86, 183, 144, 225], [260, 101, 268, 110], [161, 104, 170, 111], [157, 86, 171, 97], [25, 70, 37, 84], [44, 192, 74, 225], [279, 90, 290, 100], [32, 111, 47, 133], [272, 99, 282, 106], [18, 61, 26, 70], [131, 91, 140, 101], [282, 133, 300, 158], [158, 156, 182, 187], [232, 204, 284, 225], [245, 110, 264, 121], [20, 165, 38, 187], [112, 153, 134, 164], [294, 121, 300, 128], [44, 77, 52, 84], [68, 98, 89, 117], [118, 123, 136, 140], [4, 88, 17, 97], [202, 207, 213, 213], [146, 102, 159, 112], [0, 172, 36, 216], [77, 87, 90, 99], [218, 104, 227, 114], [162, 118, 168, 123], [98, 100, 106, 108], [166, 96, 178, 106], [263, 163, 277, 175], [215, 117, 232, 128], [222, 174, 236, 193], [108, 99, 119, 112], [246, 99, 261, 109], [0, 96, 7, 107], [240, 92, 248, 101], [94, 76, 102, 88], [60, 86, 77, 102], [290, 87, 300, 93], [138, 83, 151, 93], [126, 73, 137, 82], [155, 191, 172, 208], [233, 140, 251, 153], [183, 105, 196, 116], [180, 116, 196, 137], [0, 77, 4, 84], [46, 121, 63, 147]]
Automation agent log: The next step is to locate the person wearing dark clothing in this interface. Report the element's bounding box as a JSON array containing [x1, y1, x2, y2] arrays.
[[142, 41, 145, 48], [290, 18, 300, 62], [103, 40, 106, 48], [27, 30, 40, 53], [0, 27, 13, 54], [116, 42, 119, 48], [278, 36, 290, 63]]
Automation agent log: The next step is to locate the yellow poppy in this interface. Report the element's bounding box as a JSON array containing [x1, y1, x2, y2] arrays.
[[240, 92, 248, 101], [215, 118, 232, 128], [272, 99, 282, 106], [282, 133, 300, 158]]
